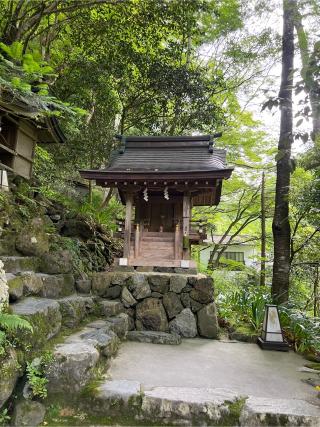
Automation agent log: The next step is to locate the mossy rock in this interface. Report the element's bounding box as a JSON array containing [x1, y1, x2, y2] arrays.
[[15, 217, 50, 257], [40, 250, 73, 274], [0, 348, 20, 409], [12, 400, 46, 426], [10, 297, 62, 349]]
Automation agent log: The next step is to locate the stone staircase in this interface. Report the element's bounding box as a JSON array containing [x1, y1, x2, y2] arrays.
[[2, 255, 129, 337], [0, 254, 131, 411]]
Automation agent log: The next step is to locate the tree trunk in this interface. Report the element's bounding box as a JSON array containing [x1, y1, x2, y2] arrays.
[[260, 171, 266, 286], [271, 0, 294, 304], [314, 265, 319, 317], [293, 3, 320, 148]]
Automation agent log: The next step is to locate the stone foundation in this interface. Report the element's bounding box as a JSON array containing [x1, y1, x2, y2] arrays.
[[91, 271, 219, 338]]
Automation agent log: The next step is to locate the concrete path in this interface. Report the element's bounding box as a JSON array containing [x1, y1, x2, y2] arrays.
[[108, 338, 320, 405]]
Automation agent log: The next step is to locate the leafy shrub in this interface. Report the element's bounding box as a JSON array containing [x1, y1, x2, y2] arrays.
[[26, 352, 53, 399], [0, 313, 33, 357], [0, 408, 10, 426], [217, 285, 271, 333], [279, 306, 320, 354]]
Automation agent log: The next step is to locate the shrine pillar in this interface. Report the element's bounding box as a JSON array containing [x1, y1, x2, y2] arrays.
[[182, 192, 191, 259], [123, 192, 133, 258]]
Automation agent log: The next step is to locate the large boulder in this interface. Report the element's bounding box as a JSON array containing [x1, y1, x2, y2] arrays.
[[148, 275, 170, 294], [79, 329, 120, 357], [105, 313, 130, 339], [0, 349, 20, 409], [0, 256, 39, 274], [121, 287, 137, 308], [163, 292, 183, 319], [39, 273, 75, 298], [47, 342, 99, 393], [60, 219, 93, 239], [127, 330, 181, 345], [15, 217, 49, 257], [136, 298, 169, 332], [99, 300, 124, 317], [197, 303, 219, 338], [104, 285, 122, 299], [169, 275, 188, 293], [91, 272, 112, 296], [11, 297, 61, 347], [169, 308, 197, 338], [180, 293, 203, 312], [57, 295, 94, 328], [127, 274, 151, 300], [190, 277, 214, 304], [12, 400, 46, 426], [110, 272, 131, 285], [6, 274, 24, 301], [75, 279, 91, 294], [7, 272, 43, 301], [40, 250, 73, 274]]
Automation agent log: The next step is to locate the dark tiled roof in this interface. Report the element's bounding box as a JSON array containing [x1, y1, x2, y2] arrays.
[[106, 135, 228, 173]]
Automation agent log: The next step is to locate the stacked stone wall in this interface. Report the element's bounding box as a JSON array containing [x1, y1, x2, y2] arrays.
[[91, 271, 219, 338]]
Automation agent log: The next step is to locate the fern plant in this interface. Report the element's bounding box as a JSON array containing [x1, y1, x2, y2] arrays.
[[0, 313, 33, 356], [0, 313, 33, 333]]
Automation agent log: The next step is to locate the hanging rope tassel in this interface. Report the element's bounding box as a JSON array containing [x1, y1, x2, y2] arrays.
[[143, 187, 149, 202], [164, 186, 169, 200]]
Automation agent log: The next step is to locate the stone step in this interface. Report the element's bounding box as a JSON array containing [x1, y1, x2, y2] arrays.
[[126, 330, 181, 345], [0, 256, 39, 274], [239, 396, 320, 426], [98, 300, 124, 317], [82, 381, 320, 426], [46, 323, 121, 394], [86, 314, 130, 340], [6, 272, 75, 301], [56, 295, 96, 328], [10, 297, 62, 348], [47, 341, 100, 394]]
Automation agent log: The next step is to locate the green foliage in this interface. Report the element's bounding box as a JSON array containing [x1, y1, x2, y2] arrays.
[[0, 41, 83, 117], [26, 352, 53, 399], [217, 283, 271, 333], [0, 313, 33, 358], [0, 314, 33, 333], [279, 307, 320, 354], [0, 408, 10, 426], [78, 191, 124, 231]]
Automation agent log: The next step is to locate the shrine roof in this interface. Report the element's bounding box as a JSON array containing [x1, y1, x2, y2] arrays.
[[81, 135, 233, 179]]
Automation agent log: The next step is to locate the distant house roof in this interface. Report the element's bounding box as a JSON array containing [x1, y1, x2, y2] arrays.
[[81, 135, 233, 181], [205, 235, 256, 246]]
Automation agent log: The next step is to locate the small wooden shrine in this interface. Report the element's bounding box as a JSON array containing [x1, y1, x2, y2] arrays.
[[81, 135, 233, 268]]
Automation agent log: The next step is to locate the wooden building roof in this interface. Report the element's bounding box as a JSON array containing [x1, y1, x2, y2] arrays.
[[81, 135, 233, 181], [0, 88, 66, 144]]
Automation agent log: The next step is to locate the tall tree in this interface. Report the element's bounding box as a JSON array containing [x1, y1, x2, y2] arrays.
[[271, 0, 295, 304], [291, 0, 320, 171], [260, 171, 266, 286]]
